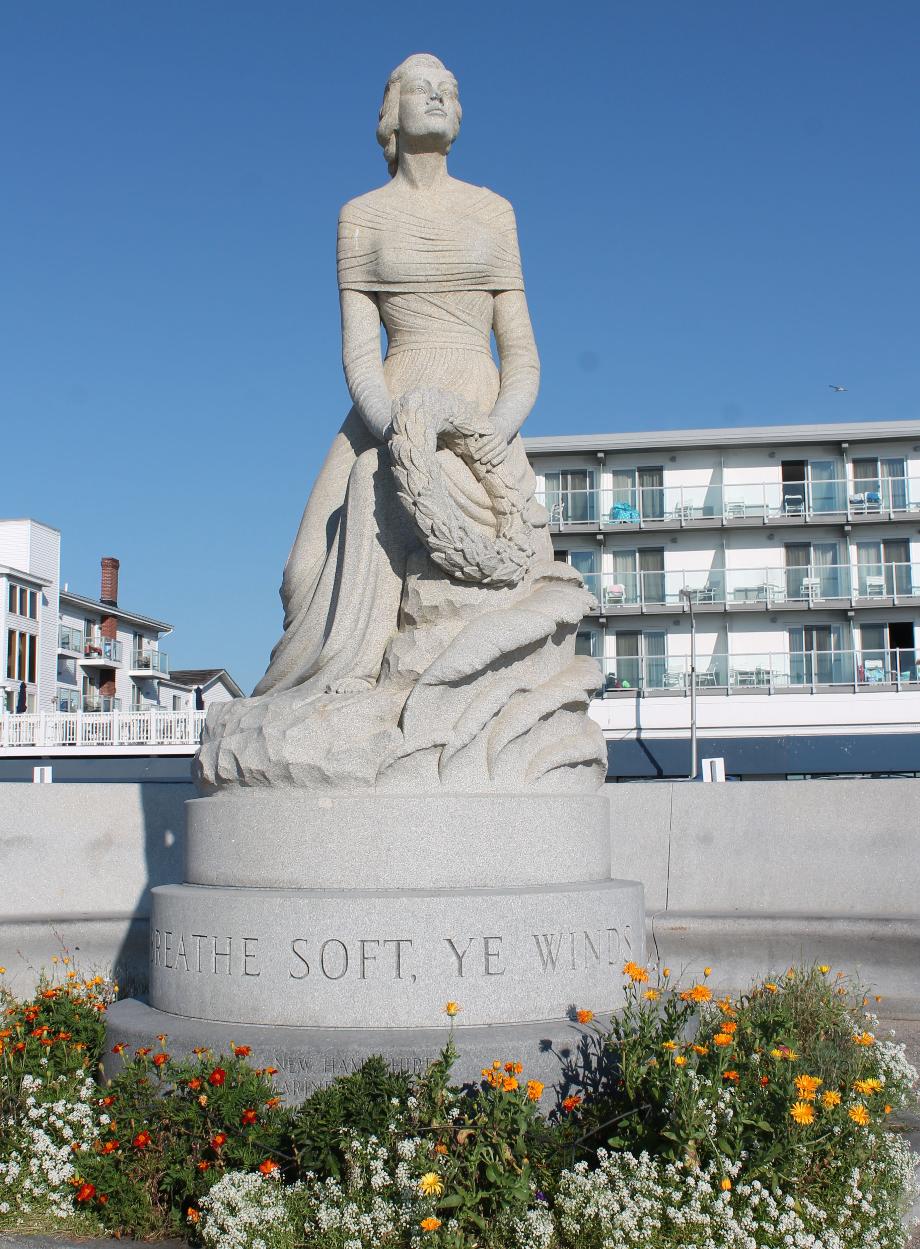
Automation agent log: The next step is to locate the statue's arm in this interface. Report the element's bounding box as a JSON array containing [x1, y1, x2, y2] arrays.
[[490, 288, 541, 441], [340, 287, 392, 441]]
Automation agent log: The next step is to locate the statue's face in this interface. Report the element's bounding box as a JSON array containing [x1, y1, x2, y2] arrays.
[[397, 67, 460, 146]]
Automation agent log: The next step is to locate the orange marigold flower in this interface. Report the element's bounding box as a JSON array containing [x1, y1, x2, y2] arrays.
[[433, 1142, 448, 1155], [692, 1045, 709, 1056], [790, 1100, 815, 1125], [188, 1077, 202, 1090], [527, 1080, 544, 1102], [197, 1161, 210, 1171], [233, 1045, 252, 1057], [264, 1066, 278, 1076], [502, 1075, 519, 1092], [135, 1047, 151, 1057], [623, 961, 649, 983], [760, 1076, 770, 1087], [723, 1070, 740, 1082], [257, 1159, 279, 1175], [132, 1131, 151, 1149], [265, 1096, 281, 1109], [152, 1052, 169, 1067], [211, 1133, 227, 1149], [680, 984, 713, 1003], [193, 1046, 210, 1056], [562, 1094, 582, 1113], [420, 1217, 442, 1232], [156, 1033, 167, 1043], [111, 1043, 126, 1055], [241, 1108, 258, 1126], [101, 1140, 119, 1154], [720, 1021, 738, 1034], [187, 1209, 200, 1224], [75, 1182, 96, 1203], [822, 1090, 842, 1108], [848, 1103, 870, 1126], [208, 1067, 226, 1086], [854, 1031, 876, 1047], [713, 1033, 733, 1048], [576, 1009, 594, 1024]]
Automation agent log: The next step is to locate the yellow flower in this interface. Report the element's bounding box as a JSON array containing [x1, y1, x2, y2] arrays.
[[794, 1074, 823, 1099], [692, 1045, 709, 1056], [854, 1031, 876, 1047], [822, 1090, 842, 1108], [576, 1009, 594, 1024], [786, 968, 795, 979], [526, 1080, 544, 1102], [764, 982, 778, 993], [790, 1100, 815, 1125], [703, 966, 712, 977], [713, 1033, 733, 1048], [418, 1172, 444, 1197], [662, 967, 671, 977], [420, 1216, 442, 1232], [818, 965, 831, 974], [0, 967, 5, 975], [622, 961, 649, 984], [673, 1055, 688, 1067], [720, 1177, 732, 1190], [643, 989, 660, 1001], [662, 1040, 677, 1051], [848, 1103, 870, 1126], [720, 1021, 738, 1034], [444, 1001, 460, 1017], [884, 1104, 892, 1114], [854, 1078, 882, 1095]]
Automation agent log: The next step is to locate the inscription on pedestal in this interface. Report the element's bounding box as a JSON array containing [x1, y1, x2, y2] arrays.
[[151, 925, 634, 983]]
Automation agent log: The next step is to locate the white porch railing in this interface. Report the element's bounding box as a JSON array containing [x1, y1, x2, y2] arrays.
[[0, 709, 207, 751]]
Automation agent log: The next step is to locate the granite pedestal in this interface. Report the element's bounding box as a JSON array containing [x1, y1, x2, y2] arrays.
[[106, 791, 645, 1101]]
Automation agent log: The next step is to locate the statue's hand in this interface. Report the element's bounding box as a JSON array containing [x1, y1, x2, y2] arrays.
[[467, 428, 509, 468]]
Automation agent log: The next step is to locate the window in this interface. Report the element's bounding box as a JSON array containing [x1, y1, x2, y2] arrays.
[[852, 457, 906, 510], [607, 467, 664, 522], [6, 629, 37, 683], [611, 630, 666, 689], [57, 686, 80, 712], [784, 542, 842, 598], [781, 460, 845, 515], [172, 694, 183, 711], [544, 469, 597, 524], [856, 540, 912, 596], [789, 625, 850, 684], [859, 622, 915, 680], [568, 550, 600, 598], [637, 467, 664, 520], [608, 548, 665, 605], [7, 583, 37, 619]]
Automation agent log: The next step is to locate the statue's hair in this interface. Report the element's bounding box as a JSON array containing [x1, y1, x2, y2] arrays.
[[376, 53, 461, 177]]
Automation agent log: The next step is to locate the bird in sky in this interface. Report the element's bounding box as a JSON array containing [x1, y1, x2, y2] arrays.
[[828, 384, 848, 392]]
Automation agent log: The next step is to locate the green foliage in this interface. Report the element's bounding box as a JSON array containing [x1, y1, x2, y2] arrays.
[[289, 1054, 414, 1178], [566, 963, 917, 1199], [77, 1046, 293, 1236]]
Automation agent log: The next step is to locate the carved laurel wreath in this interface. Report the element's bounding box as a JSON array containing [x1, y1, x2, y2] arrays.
[[389, 388, 535, 587]]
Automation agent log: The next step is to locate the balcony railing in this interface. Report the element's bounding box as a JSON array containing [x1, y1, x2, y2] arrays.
[[537, 474, 920, 529], [58, 624, 84, 653], [81, 635, 123, 664], [81, 695, 122, 713], [0, 708, 207, 750], [130, 648, 169, 676], [600, 647, 920, 695], [579, 562, 920, 612]]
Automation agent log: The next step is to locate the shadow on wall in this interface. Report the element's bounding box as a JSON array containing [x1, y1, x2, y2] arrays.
[[110, 782, 194, 995]]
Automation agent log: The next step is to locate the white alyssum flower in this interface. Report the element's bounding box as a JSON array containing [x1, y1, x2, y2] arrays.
[[0, 1073, 98, 1225], [198, 1170, 296, 1249]]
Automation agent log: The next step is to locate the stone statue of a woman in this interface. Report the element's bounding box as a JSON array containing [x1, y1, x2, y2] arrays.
[[197, 53, 607, 794]]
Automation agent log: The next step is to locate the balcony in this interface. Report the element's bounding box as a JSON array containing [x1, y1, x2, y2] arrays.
[[599, 646, 920, 696], [82, 694, 122, 713], [80, 635, 123, 666], [58, 624, 84, 654], [537, 474, 920, 533], [0, 708, 206, 753], [128, 648, 169, 678], [580, 562, 920, 615]]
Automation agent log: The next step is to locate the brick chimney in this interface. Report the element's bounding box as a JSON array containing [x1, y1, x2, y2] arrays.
[[100, 557, 119, 646]]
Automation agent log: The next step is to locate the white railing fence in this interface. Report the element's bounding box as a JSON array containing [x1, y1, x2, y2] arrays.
[[0, 709, 207, 750]]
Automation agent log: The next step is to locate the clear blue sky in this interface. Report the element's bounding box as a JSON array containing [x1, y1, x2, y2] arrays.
[[2, 1, 918, 693]]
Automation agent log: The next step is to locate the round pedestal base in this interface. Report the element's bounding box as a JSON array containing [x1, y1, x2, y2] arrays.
[[105, 997, 612, 1107]]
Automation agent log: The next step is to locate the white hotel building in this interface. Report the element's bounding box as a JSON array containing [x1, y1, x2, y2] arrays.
[[0, 519, 239, 764], [526, 419, 920, 780]]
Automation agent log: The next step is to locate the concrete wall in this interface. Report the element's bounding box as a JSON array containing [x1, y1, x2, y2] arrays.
[[608, 779, 920, 1015], [1, 779, 917, 1016]]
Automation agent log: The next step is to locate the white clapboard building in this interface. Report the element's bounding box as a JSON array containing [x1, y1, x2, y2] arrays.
[[525, 419, 920, 779]]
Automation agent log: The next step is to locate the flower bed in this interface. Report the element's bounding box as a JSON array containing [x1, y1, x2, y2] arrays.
[[0, 958, 916, 1247]]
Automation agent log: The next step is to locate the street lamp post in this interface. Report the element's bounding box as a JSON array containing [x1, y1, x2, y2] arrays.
[[679, 588, 698, 780]]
